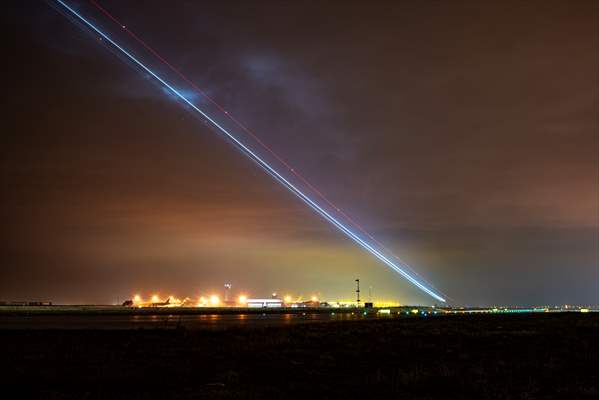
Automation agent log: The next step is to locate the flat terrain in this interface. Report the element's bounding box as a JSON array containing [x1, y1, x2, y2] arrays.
[[0, 312, 369, 329], [1, 313, 597, 399]]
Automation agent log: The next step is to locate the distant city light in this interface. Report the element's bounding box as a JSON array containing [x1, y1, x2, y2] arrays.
[[311, 296, 318, 302], [151, 295, 159, 303], [133, 295, 141, 303], [284, 295, 292, 303], [210, 295, 220, 305], [196, 296, 207, 307], [238, 295, 247, 304]]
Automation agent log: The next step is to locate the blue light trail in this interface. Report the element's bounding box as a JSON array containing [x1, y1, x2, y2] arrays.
[[53, 0, 446, 303]]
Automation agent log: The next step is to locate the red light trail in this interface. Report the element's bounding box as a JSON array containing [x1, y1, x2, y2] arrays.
[[87, 0, 446, 299]]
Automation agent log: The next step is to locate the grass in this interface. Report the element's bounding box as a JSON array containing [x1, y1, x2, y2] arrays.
[[1, 313, 598, 399]]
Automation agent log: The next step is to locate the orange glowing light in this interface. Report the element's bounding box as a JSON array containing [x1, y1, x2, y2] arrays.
[[284, 295, 292, 303], [151, 295, 160, 303], [210, 295, 220, 305], [238, 295, 247, 304]]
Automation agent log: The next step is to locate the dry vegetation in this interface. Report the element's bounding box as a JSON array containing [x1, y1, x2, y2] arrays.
[[1, 313, 598, 399]]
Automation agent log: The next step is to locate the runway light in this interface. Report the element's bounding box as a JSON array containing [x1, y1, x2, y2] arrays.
[[210, 295, 220, 306]]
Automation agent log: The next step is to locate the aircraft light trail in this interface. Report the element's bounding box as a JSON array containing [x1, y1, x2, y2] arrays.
[[87, 0, 446, 299], [53, 0, 446, 303]]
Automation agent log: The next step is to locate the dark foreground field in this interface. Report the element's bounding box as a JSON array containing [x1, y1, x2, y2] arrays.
[[1, 313, 598, 399]]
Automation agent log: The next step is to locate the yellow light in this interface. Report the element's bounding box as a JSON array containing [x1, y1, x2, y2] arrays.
[[210, 295, 220, 305], [133, 295, 141, 303], [238, 295, 247, 304], [311, 296, 318, 302], [151, 295, 159, 303], [284, 295, 292, 303]]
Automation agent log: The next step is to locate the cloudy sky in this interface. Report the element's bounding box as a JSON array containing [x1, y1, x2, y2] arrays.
[[2, 0, 597, 305]]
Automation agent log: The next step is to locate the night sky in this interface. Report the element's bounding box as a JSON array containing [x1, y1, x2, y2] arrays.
[[2, 1, 597, 306]]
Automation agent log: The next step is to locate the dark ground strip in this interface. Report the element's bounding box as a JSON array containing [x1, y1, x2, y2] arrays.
[[1, 313, 598, 399]]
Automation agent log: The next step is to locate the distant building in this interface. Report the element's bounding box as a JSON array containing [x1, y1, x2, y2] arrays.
[[246, 298, 283, 308]]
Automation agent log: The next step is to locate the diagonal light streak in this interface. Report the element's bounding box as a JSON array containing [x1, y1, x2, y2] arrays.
[[88, 0, 448, 299], [53, 0, 446, 302]]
